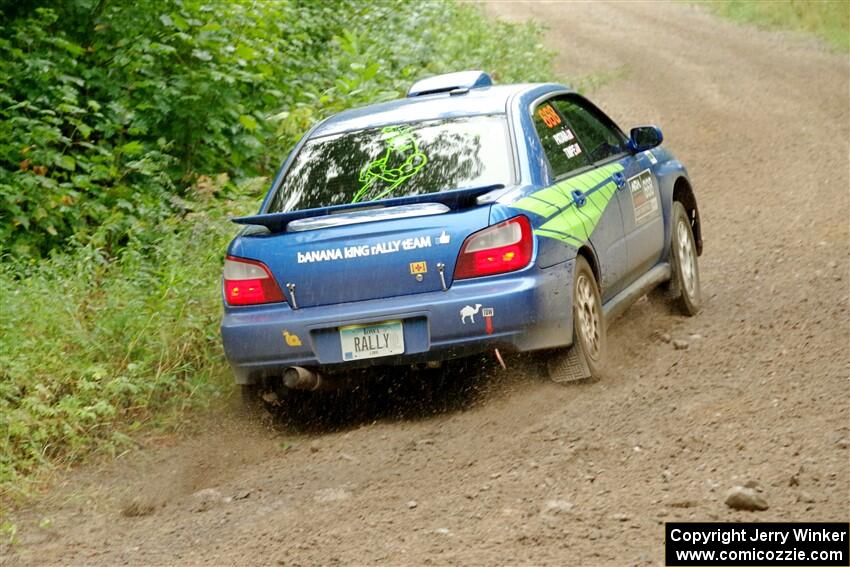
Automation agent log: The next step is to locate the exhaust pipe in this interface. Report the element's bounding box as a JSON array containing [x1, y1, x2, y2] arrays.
[[283, 366, 323, 391]]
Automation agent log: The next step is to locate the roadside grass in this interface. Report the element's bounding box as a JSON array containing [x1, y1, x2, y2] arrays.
[[0, 200, 245, 502], [699, 0, 850, 52], [0, 2, 555, 505]]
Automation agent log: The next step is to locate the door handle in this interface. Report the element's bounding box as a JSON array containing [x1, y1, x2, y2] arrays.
[[612, 171, 626, 190], [571, 189, 587, 208]]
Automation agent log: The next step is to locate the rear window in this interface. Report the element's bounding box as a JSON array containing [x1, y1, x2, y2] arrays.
[[268, 115, 513, 212]]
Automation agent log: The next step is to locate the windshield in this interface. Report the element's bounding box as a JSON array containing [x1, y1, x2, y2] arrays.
[[268, 115, 513, 212]]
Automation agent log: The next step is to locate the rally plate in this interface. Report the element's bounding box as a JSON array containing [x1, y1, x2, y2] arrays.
[[340, 320, 404, 361]]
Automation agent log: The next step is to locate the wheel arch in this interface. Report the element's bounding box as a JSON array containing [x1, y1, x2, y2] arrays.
[[577, 244, 600, 283], [672, 177, 703, 256]]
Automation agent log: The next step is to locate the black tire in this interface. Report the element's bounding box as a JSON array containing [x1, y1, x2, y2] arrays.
[[669, 201, 701, 316], [547, 255, 606, 383]]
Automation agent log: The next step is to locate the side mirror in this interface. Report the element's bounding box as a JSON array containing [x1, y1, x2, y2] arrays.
[[628, 126, 663, 153]]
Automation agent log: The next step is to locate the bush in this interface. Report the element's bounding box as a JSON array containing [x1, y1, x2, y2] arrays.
[[0, 209, 232, 496], [0, 0, 552, 257]]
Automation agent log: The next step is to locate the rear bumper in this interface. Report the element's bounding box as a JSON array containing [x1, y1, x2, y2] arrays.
[[220, 260, 575, 384]]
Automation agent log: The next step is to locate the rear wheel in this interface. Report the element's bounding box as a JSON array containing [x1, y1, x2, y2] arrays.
[[547, 256, 606, 383], [668, 201, 701, 315]]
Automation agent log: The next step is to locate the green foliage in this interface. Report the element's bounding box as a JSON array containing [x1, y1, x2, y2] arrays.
[[0, 201, 237, 498], [701, 0, 850, 52], [0, 1, 554, 499], [0, 0, 552, 257]]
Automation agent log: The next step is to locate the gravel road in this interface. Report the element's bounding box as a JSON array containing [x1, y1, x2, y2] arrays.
[[3, 2, 848, 565]]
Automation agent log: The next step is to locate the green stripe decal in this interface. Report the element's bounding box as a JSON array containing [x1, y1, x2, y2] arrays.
[[513, 163, 624, 246], [515, 194, 561, 217], [534, 229, 583, 247]]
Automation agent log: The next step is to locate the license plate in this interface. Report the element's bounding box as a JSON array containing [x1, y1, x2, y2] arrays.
[[339, 320, 404, 361]]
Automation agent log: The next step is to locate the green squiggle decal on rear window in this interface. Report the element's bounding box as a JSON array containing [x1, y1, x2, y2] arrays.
[[352, 126, 428, 203]]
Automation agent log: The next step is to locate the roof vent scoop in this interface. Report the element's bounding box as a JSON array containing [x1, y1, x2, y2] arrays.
[[407, 71, 493, 97]]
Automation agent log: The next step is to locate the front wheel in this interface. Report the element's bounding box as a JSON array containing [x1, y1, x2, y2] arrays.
[[669, 201, 701, 315], [547, 256, 606, 383]]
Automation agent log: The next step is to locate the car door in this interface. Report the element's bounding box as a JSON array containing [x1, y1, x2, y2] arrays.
[[527, 96, 630, 301], [620, 149, 665, 280], [553, 96, 665, 285]]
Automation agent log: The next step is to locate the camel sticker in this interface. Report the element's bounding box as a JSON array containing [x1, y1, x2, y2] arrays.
[[460, 304, 482, 324]]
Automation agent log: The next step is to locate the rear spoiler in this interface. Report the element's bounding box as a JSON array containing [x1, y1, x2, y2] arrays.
[[232, 184, 505, 233]]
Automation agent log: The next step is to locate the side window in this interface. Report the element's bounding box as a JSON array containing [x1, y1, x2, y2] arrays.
[[532, 100, 589, 178], [552, 97, 627, 163]]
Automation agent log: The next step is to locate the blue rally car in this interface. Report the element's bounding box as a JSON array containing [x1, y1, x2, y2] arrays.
[[220, 71, 702, 404]]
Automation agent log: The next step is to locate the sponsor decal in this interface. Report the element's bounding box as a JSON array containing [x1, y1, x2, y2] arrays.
[[460, 304, 494, 328], [644, 150, 658, 165], [460, 304, 482, 324], [537, 104, 562, 128], [628, 169, 660, 225], [552, 128, 575, 145], [409, 261, 427, 275], [437, 231, 451, 245], [297, 235, 432, 264], [563, 143, 582, 159], [283, 330, 302, 347]]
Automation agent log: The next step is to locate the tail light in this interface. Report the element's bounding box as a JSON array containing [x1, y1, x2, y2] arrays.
[[223, 256, 285, 306], [454, 215, 533, 280]]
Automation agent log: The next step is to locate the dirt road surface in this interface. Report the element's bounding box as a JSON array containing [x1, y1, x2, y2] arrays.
[[3, 2, 848, 565]]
